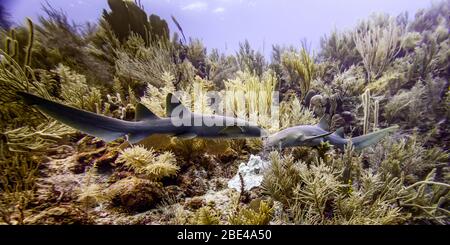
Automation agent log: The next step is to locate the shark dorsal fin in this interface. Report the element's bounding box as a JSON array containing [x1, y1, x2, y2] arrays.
[[135, 103, 159, 121], [334, 127, 345, 138], [317, 116, 329, 131], [166, 93, 191, 118]]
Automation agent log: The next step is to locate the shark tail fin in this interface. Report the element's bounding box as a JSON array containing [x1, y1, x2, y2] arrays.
[[349, 125, 399, 150], [17, 92, 129, 142]]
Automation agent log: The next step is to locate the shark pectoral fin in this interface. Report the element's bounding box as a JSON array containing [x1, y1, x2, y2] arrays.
[[135, 103, 159, 121], [128, 133, 151, 144], [219, 126, 245, 135], [300, 131, 333, 142], [174, 132, 197, 140]]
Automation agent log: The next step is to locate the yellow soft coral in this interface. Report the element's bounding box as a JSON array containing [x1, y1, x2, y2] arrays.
[[116, 145, 179, 181]]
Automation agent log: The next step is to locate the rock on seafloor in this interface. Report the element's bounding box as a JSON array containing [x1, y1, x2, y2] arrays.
[[227, 155, 269, 191], [105, 176, 164, 212]]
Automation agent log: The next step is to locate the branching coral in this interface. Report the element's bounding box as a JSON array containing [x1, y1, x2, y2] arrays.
[[353, 14, 404, 82], [186, 39, 207, 78], [281, 48, 316, 101], [368, 133, 449, 184], [406, 31, 449, 80], [409, 1, 449, 34], [262, 152, 303, 206], [279, 94, 318, 129], [384, 83, 426, 125], [262, 141, 449, 224], [223, 70, 278, 131], [398, 169, 450, 224], [190, 206, 221, 225], [3, 121, 75, 153], [206, 49, 238, 88], [319, 29, 361, 71], [228, 200, 274, 225], [366, 70, 406, 95], [0, 147, 38, 224], [0, 28, 49, 107], [331, 172, 406, 224], [291, 163, 342, 224], [34, 5, 113, 84], [236, 40, 266, 77], [114, 39, 178, 88], [56, 64, 103, 112]]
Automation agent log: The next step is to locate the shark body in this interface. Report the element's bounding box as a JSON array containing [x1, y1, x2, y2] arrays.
[[17, 92, 266, 144], [266, 118, 398, 150], [17, 92, 396, 150]]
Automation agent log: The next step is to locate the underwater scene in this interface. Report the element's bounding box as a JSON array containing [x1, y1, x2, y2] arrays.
[[0, 0, 449, 227]]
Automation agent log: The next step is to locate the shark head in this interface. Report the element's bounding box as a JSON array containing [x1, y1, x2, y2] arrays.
[[265, 126, 333, 149], [223, 121, 267, 138], [265, 130, 301, 149], [238, 118, 268, 138]]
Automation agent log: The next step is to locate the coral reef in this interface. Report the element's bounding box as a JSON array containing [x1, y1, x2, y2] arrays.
[[0, 0, 448, 225]]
